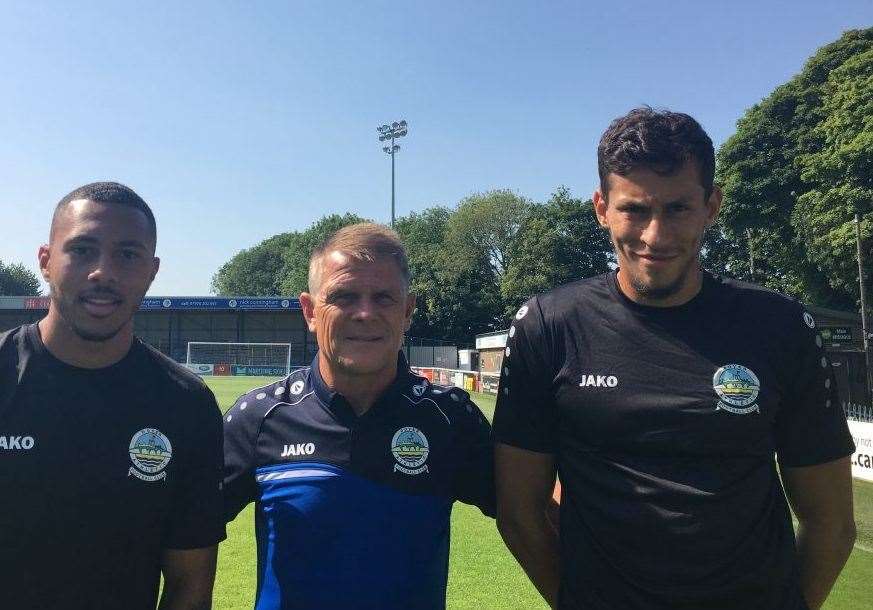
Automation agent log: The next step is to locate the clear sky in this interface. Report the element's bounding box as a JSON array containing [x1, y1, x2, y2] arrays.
[[1, 1, 870, 296]]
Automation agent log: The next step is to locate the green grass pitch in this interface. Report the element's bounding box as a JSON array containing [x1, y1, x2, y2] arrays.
[[205, 376, 872, 610]]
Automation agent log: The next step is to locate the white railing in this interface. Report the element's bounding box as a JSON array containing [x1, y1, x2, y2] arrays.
[[844, 402, 873, 423], [410, 366, 502, 394]]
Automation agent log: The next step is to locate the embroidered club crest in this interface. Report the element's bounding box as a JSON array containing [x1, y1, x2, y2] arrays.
[[713, 364, 761, 414], [128, 428, 173, 481], [391, 427, 430, 475]]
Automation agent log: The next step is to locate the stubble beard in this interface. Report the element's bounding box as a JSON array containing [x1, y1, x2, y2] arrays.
[[52, 288, 129, 343], [626, 253, 701, 303]]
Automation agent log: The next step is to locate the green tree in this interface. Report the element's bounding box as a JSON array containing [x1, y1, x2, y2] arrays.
[[502, 187, 613, 314], [713, 28, 872, 308], [277, 213, 369, 296], [211, 232, 298, 295], [444, 190, 532, 280], [793, 46, 873, 302], [0, 260, 41, 296], [396, 206, 503, 344]]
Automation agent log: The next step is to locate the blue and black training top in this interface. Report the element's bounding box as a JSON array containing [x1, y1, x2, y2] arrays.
[[223, 353, 495, 610]]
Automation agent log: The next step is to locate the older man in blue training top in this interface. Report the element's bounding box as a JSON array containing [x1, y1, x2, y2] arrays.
[[223, 222, 495, 610]]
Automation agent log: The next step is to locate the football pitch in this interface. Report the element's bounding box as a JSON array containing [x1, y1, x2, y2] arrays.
[[206, 376, 873, 610]]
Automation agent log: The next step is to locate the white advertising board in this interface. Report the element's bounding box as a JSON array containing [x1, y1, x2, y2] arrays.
[[476, 333, 508, 350], [185, 363, 215, 375], [848, 420, 873, 482]]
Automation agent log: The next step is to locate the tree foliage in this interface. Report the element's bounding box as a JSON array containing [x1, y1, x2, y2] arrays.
[[277, 213, 368, 296], [211, 232, 297, 296], [0, 260, 41, 296], [211, 188, 613, 344], [713, 28, 872, 309], [502, 186, 613, 314]]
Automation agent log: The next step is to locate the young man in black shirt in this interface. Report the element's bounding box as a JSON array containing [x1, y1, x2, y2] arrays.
[[0, 182, 225, 610], [494, 108, 856, 610]]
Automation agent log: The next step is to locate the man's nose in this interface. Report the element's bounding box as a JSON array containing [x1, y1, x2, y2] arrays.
[[351, 297, 376, 320], [87, 253, 119, 284], [640, 214, 670, 248]]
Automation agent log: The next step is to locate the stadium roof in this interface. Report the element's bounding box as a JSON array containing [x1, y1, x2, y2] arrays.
[[0, 296, 301, 311]]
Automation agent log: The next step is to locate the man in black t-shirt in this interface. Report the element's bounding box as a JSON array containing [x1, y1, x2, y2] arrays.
[[0, 182, 225, 610], [493, 108, 856, 610]]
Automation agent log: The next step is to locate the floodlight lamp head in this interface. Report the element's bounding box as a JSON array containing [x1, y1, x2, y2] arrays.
[[392, 121, 399, 129], [399, 120, 407, 127], [383, 146, 391, 153]]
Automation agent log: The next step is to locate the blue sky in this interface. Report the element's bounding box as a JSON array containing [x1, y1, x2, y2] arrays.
[[1, 1, 870, 296]]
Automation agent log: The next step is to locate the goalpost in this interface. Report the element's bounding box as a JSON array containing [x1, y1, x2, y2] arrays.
[[186, 342, 293, 376]]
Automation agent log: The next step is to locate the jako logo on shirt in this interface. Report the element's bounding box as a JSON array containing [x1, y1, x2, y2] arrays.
[[0, 435, 35, 450], [282, 442, 315, 457], [578, 375, 618, 388]]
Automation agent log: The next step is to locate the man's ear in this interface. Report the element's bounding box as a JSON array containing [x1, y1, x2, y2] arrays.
[[148, 256, 160, 287], [403, 293, 416, 331], [592, 189, 609, 229], [38, 244, 51, 281], [300, 292, 318, 333], [705, 186, 723, 228]]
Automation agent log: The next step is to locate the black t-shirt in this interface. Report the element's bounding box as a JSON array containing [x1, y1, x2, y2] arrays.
[[0, 324, 226, 610], [493, 271, 854, 610]]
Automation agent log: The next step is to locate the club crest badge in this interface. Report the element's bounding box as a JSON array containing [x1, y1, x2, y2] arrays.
[[128, 428, 173, 482], [713, 364, 761, 414], [391, 427, 429, 475]]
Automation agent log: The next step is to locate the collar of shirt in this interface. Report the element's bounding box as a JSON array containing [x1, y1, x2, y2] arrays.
[[309, 351, 418, 421]]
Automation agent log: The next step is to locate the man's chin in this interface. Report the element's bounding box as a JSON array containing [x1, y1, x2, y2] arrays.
[[70, 320, 128, 343], [336, 354, 395, 376], [628, 269, 691, 302]]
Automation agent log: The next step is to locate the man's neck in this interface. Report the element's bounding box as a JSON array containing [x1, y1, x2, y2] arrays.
[[318, 355, 398, 416], [38, 311, 133, 369], [616, 266, 704, 308]]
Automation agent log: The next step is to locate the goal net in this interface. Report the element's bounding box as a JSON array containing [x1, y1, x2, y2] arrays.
[[186, 342, 292, 376]]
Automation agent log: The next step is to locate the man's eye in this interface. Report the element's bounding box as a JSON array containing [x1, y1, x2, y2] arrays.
[[71, 246, 93, 257], [375, 294, 396, 305], [120, 250, 141, 261]]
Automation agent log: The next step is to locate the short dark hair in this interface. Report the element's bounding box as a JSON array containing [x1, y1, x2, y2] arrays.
[[597, 107, 715, 199], [52, 181, 157, 245]]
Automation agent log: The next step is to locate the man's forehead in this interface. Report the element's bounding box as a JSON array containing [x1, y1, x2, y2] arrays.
[[321, 251, 405, 287], [323, 250, 399, 274], [606, 166, 704, 202], [53, 199, 153, 242]]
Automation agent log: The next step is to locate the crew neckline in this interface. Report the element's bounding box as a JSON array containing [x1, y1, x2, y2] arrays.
[[607, 268, 718, 317], [25, 322, 138, 373]]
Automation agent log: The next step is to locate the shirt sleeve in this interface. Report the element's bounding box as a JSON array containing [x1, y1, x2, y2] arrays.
[[774, 304, 855, 468], [492, 297, 558, 453], [222, 393, 260, 522], [452, 397, 496, 518], [163, 387, 227, 549]]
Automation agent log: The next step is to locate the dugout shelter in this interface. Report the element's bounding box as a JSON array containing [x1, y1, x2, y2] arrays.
[[0, 295, 312, 369], [0, 295, 457, 373]]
